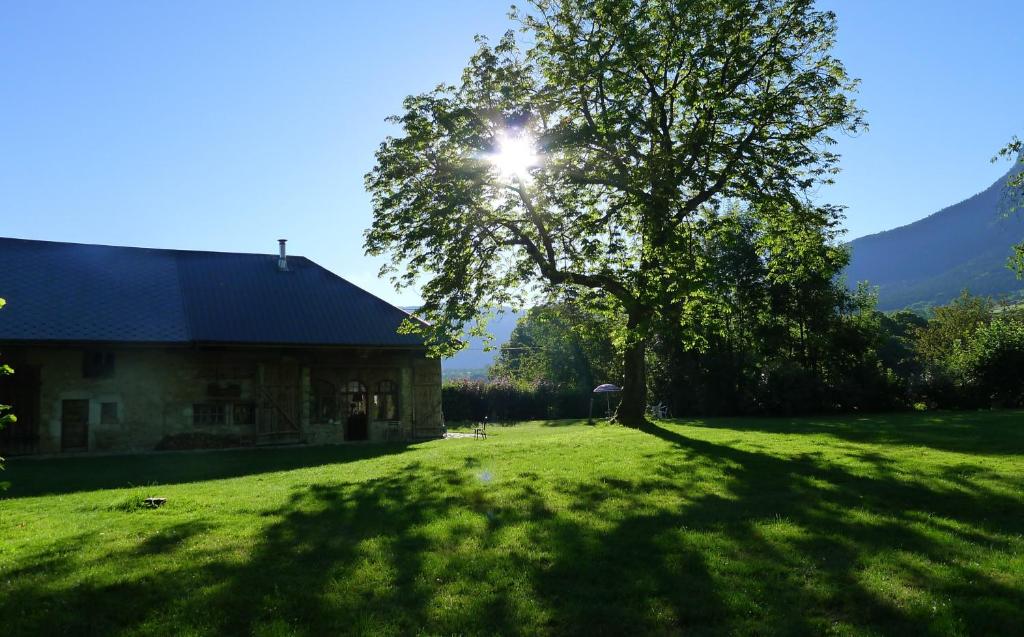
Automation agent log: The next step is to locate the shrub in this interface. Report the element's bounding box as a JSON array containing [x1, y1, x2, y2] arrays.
[[952, 317, 1024, 407], [755, 360, 820, 415]]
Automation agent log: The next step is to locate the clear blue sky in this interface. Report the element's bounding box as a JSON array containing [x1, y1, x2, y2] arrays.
[[2, 1, 1021, 306]]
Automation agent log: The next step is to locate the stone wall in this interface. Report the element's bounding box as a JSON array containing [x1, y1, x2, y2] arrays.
[[2, 345, 442, 455]]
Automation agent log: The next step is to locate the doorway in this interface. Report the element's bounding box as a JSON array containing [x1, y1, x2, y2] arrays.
[[342, 380, 368, 441], [0, 365, 40, 455], [61, 399, 89, 451]]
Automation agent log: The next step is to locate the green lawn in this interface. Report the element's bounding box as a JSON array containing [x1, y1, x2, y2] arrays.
[[2, 413, 1023, 636]]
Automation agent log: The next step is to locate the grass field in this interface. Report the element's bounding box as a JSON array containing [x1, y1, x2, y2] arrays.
[[2, 412, 1023, 636]]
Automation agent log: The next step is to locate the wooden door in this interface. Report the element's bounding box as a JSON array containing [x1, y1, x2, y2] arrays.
[[257, 385, 300, 435], [413, 384, 442, 437], [412, 359, 442, 438], [61, 399, 89, 451], [256, 361, 301, 439]]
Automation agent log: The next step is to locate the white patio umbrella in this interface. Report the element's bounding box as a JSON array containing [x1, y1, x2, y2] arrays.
[[589, 383, 622, 422]]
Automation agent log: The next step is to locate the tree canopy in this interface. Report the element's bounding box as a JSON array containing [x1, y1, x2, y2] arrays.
[[490, 300, 620, 390], [365, 0, 863, 425], [995, 136, 1023, 276]]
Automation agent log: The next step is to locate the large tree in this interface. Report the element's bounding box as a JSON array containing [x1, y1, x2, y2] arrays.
[[365, 0, 863, 426], [995, 137, 1023, 276]]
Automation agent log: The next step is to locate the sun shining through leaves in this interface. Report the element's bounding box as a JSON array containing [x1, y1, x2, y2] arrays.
[[486, 130, 540, 181]]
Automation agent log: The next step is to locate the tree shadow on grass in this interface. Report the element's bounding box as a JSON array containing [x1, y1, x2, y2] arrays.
[[634, 422, 1024, 634], [1, 465, 544, 635], [676, 410, 1024, 455], [536, 419, 592, 427], [134, 520, 214, 556], [1, 441, 416, 500], [2, 422, 1023, 635]]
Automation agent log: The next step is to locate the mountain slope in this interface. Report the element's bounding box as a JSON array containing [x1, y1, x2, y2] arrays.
[[846, 164, 1024, 311], [442, 309, 525, 372], [400, 307, 526, 373]]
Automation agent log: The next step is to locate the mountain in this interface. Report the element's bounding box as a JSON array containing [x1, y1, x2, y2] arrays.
[[845, 163, 1024, 311], [443, 309, 525, 373], [400, 307, 526, 374]]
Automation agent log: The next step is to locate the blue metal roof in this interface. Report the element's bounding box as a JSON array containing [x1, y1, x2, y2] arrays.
[[0, 237, 425, 347]]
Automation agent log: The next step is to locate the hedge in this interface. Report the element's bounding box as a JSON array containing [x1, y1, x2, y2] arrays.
[[441, 380, 595, 422]]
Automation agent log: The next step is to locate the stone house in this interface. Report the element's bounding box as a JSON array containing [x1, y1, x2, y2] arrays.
[[0, 237, 443, 455]]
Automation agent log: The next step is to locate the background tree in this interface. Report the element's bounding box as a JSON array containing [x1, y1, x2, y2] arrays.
[[490, 299, 619, 390], [950, 314, 1024, 407], [365, 0, 864, 425], [914, 291, 993, 372], [876, 310, 928, 381], [913, 291, 994, 407]]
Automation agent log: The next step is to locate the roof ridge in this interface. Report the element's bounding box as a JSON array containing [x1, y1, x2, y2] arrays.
[[301, 258, 430, 328], [0, 236, 288, 259]]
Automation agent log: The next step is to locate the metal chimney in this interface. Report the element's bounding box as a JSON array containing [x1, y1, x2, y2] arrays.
[[277, 239, 288, 271]]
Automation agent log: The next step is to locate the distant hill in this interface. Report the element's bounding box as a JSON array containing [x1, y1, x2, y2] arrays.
[[846, 163, 1024, 311], [401, 307, 526, 375], [443, 309, 524, 373]]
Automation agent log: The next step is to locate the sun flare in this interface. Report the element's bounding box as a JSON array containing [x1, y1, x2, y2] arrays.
[[487, 130, 539, 180]]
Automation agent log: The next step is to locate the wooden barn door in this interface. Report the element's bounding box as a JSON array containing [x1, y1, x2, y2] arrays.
[[412, 360, 443, 439], [256, 361, 302, 443]]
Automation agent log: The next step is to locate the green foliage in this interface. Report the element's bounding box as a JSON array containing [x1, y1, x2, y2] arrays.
[[997, 136, 1024, 195], [0, 297, 14, 470], [492, 285, 1024, 414], [949, 316, 1024, 407], [489, 300, 619, 390], [1012, 243, 1024, 278], [914, 290, 993, 379], [876, 310, 927, 379], [995, 136, 1024, 276], [364, 0, 864, 423], [645, 204, 893, 415], [441, 378, 590, 421]]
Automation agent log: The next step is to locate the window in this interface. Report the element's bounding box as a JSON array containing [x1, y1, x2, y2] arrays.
[[233, 402, 256, 426], [193, 403, 226, 426], [341, 381, 367, 418], [374, 380, 398, 421], [100, 402, 119, 424], [83, 350, 115, 378], [310, 379, 338, 423]]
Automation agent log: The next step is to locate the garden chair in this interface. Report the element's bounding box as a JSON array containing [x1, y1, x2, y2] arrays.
[[473, 418, 488, 440]]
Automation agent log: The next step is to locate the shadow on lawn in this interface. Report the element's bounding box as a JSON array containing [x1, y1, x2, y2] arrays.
[[679, 409, 1024, 456], [3, 423, 1023, 635], [1, 441, 415, 499], [636, 423, 1024, 632]]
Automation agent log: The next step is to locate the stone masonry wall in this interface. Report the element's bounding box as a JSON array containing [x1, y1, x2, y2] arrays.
[[7, 345, 442, 455]]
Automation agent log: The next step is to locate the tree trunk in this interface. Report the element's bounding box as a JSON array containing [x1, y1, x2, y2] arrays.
[[614, 315, 648, 428]]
